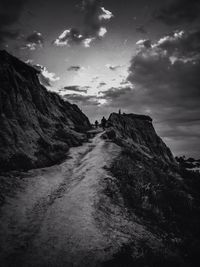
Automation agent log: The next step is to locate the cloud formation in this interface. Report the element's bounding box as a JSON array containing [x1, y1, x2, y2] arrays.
[[82, 0, 113, 37], [99, 7, 114, 20], [97, 82, 106, 88], [64, 94, 99, 106], [33, 64, 60, 87], [100, 87, 132, 100], [63, 86, 88, 93], [53, 0, 114, 47], [0, 0, 26, 46], [67, 65, 83, 72], [156, 30, 200, 61], [105, 64, 122, 71], [155, 0, 200, 25], [136, 39, 152, 49], [53, 28, 83, 47], [23, 31, 44, 50], [135, 25, 147, 34], [127, 30, 200, 113]]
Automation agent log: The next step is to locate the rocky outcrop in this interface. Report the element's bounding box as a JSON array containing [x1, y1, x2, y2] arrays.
[[104, 112, 175, 165], [102, 113, 200, 266], [0, 50, 91, 172]]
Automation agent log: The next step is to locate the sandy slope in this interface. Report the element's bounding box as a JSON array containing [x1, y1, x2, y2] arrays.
[[0, 133, 122, 267]]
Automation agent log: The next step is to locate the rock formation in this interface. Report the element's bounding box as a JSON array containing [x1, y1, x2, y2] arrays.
[[0, 50, 91, 172], [105, 112, 175, 164]]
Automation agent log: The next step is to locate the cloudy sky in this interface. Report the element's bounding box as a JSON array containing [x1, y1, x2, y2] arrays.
[[1, 0, 200, 157]]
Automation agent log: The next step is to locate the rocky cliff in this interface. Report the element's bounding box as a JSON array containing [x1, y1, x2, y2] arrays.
[[105, 113, 175, 165], [102, 113, 200, 266], [0, 50, 91, 172]]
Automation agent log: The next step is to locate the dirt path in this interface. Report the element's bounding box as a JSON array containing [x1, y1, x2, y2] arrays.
[[0, 133, 121, 267]]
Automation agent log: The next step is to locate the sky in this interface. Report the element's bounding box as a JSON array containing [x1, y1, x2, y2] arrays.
[[1, 0, 200, 157]]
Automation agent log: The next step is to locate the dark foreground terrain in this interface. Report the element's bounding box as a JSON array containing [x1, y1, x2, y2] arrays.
[[0, 114, 199, 267], [102, 113, 200, 267]]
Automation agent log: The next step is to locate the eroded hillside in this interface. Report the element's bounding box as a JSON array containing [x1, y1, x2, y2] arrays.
[[0, 50, 90, 171]]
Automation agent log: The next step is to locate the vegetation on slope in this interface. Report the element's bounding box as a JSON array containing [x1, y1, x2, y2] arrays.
[[102, 113, 200, 267]]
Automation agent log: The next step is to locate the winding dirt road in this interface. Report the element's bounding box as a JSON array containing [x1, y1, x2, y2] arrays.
[[0, 133, 122, 267]]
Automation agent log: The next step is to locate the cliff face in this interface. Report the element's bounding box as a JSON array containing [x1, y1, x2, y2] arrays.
[[102, 113, 200, 266], [0, 50, 91, 171], [105, 113, 175, 165]]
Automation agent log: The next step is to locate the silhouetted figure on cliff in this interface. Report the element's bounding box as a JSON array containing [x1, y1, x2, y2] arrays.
[[101, 117, 107, 130]]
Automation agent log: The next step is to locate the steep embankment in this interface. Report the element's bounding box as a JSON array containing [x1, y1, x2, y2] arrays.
[[101, 113, 200, 266], [0, 50, 90, 171]]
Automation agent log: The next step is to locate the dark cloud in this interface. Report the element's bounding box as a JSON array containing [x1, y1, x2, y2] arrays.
[[100, 87, 132, 100], [97, 82, 106, 88], [0, 0, 26, 46], [25, 31, 43, 48], [64, 94, 99, 106], [155, 0, 200, 25], [120, 80, 131, 86], [21, 31, 44, 50], [82, 0, 102, 36], [67, 65, 82, 71], [156, 30, 200, 59], [53, 0, 113, 47], [63, 86, 88, 93], [82, 0, 113, 37], [135, 25, 147, 34], [136, 39, 152, 49], [128, 30, 200, 106], [105, 64, 122, 71]]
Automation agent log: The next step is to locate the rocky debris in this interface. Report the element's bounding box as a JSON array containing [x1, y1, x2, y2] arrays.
[[101, 112, 200, 266], [0, 50, 91, 172]]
